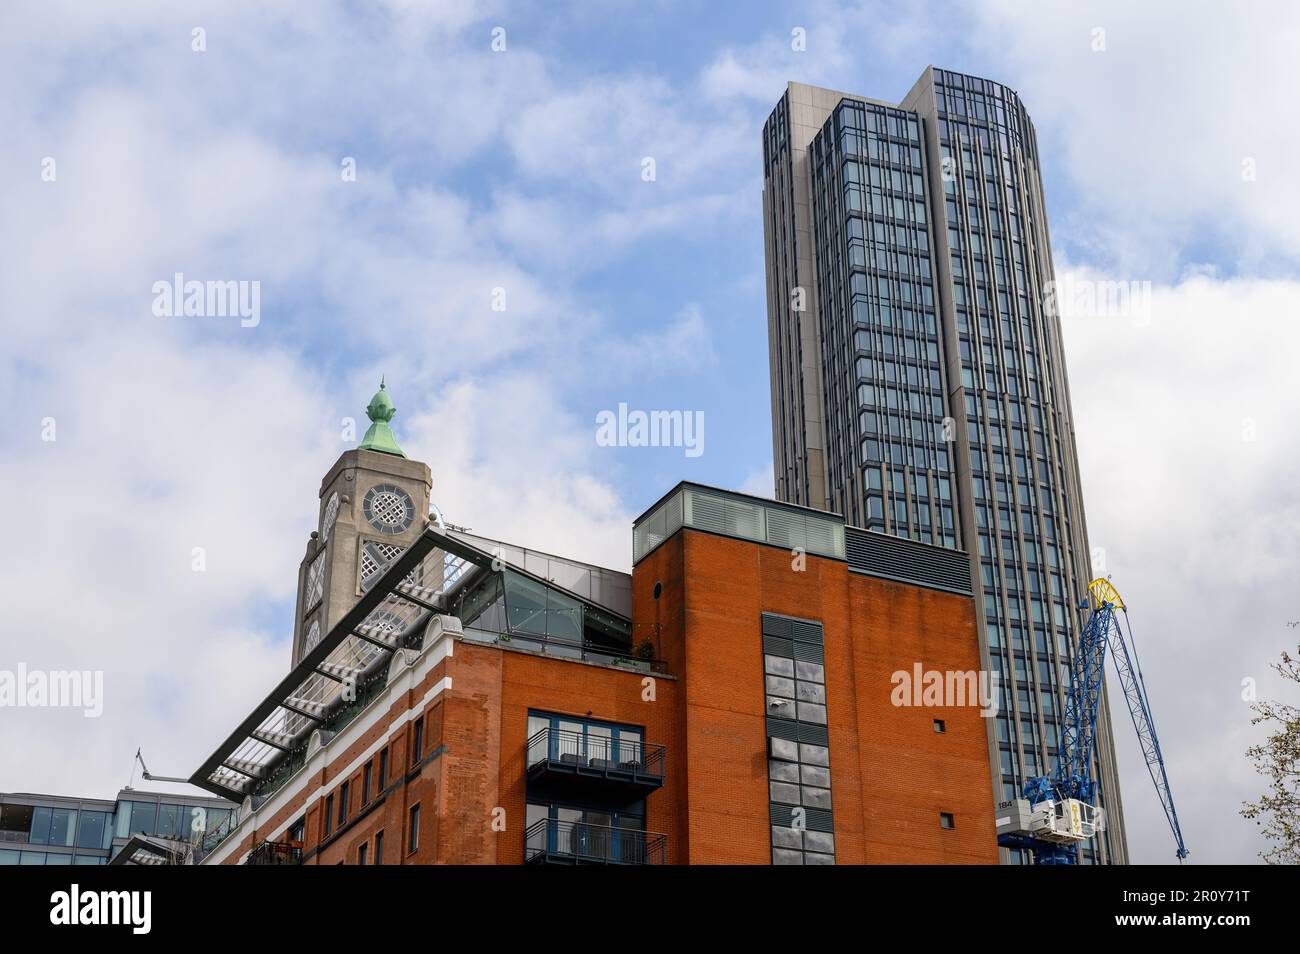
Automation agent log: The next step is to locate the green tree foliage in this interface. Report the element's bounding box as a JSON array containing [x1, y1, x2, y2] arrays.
[[1242, 647, 1300, 864]]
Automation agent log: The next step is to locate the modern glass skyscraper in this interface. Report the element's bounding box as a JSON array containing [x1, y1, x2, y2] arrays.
[[762, 68, 1128, 863]]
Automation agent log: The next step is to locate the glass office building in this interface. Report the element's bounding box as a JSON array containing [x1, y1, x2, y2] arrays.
[[0, 789, 235, 865], [762, 69, 1128, 863]]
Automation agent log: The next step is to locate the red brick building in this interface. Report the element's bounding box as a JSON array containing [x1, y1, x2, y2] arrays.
[[633, 490, 995, 864], [194, 489, 996, 865], [192, 389, 996, 865]]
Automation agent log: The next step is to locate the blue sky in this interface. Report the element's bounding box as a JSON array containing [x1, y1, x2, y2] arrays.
[[2, 0, 1299, 865]]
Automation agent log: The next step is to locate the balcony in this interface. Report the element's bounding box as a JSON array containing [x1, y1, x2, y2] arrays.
[[524, 819, 667, 865], [526, 727, 665, 797], [245, 839, 302, 865]]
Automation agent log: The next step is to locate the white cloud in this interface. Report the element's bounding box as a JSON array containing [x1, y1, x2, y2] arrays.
[[1060, 268, 1300, 863], [403, 373, 632, 570], [0, 0, 734, 802], [488, 188, 742, 268], [1, 0, 1295, 872], [697, 0, 940, 104], [506, 73, 751, 196], [967, 0, 1300, 275], [0, 327, 326, 797]]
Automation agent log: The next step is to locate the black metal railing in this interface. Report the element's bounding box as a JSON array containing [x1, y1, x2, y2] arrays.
[[525, 727, 665, 785], [524, 819, 667, 865], [245, 840, 302, 866], [463, 628, 668, 673]]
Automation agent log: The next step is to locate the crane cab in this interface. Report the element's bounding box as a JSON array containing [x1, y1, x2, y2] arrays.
[[996, 796, 1105, 845], [1031, 798, 1106, 844]]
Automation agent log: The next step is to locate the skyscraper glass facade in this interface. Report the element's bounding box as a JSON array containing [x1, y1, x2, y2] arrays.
[[809, 98, 958, 547], [763, 70, 1127, 863]]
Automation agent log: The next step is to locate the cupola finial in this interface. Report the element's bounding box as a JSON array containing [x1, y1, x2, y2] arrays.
[[357, 377, 406, 457]]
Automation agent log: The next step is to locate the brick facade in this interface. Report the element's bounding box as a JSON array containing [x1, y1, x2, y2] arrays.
[[206, 525, 994, 865], [633, 529, 996, 864]]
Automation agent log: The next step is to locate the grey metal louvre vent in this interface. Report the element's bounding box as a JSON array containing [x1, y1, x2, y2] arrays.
[[633, 483, 846, 564], [792, 641, 825, 664], [766, 716, 799, 741], [796, 722, 830, 745], [763, 615, 825, 662], [633, 489, 684, 563], [762, 614, 794, 637], [770, 804, 834, 833], [763, 635, 794, 658], [791, 619, 822, 643], [804, 516, 840, 556], [762, 613, 823, 642], [766, 717, 829, 746], [765, 507, 804, 548], [845, 526, 972, 595], [691, 490, 764, 539]]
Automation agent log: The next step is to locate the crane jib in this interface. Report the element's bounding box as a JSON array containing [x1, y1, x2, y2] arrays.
[[997, 578, 1187, 864]]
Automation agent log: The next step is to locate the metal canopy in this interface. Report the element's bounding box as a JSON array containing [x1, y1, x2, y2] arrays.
[[189, 527, 480, 801], [108, 834, 189, 866], [189, 523, 634, 804]]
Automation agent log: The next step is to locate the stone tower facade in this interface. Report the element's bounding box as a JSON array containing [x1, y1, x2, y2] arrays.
[[290, 382, 432, 667]]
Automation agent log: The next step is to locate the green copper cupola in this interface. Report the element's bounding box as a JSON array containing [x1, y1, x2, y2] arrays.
[[357, 377, 407, 457]]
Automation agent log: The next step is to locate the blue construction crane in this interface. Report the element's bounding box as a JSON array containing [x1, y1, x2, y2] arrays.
[[996, 578, 1188, 865]]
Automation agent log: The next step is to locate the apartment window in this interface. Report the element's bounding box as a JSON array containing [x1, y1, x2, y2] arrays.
[[374, 830, 384, 866], [31, 807, 77, 846], [412, 717, 424, 765], [362, 763, 372, 805], [288, 819, 305, 843], [525, 712, 646, 770], [378, 747, 388, 788], [358, 842, 368, 866], [940, 812, 956, 830], [338, 782, 348, 826], [155, 804, 184, 840], [408, 805, 420, 854], [933, 719, 946, 733], [114, 802, 157, 838], [323, 796, 333, 836], [75, 811, 111, 851], [523, 803, 648, 864], [763, 613, 835, 865]]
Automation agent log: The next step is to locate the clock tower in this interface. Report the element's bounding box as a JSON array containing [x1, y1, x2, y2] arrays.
[[289, 380, 432, 667]]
